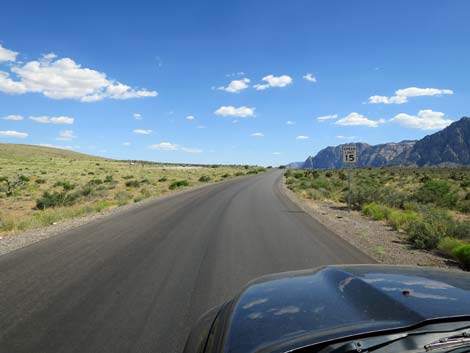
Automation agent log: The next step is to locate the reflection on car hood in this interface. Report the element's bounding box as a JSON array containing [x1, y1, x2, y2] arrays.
[[223, 265, 470, 353]]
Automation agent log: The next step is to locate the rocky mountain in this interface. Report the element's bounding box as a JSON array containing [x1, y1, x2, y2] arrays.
[[290, 117, 470, 169]]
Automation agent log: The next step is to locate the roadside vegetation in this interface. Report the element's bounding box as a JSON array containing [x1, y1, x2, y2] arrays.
[[285, 167, 470, 270], [0, 144, 265, 237]]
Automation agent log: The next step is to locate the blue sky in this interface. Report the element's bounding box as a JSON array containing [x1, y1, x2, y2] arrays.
[[0, 0, 469, 165]]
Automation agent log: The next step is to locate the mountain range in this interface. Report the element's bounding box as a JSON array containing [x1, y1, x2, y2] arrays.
[[288, 116, 470, 169]]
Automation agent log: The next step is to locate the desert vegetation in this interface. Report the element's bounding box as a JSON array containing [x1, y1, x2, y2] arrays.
[[285, 167, 470, 270], [0, 144, 264, 237]]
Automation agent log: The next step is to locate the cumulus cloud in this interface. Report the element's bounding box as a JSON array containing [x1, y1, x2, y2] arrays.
[[2, 115, 24, 121], [335, 112, 381, 127], [0, 130, 28, 138], [254, 75, 292, 90], [29, 116, 74, 124], [149, 142, 202, 153], [133, 113, 142, 120], [390, 109, 453, 130], [303, 73, 317, 82], [286, 120, 295, 125], [251, 132, 264, 137], [186, 115, 195, 120], [217, 78, 250, 93], [0, 52, 157, 101], [296, 135, 309, 140], [0, 44, 18, 62], [214, 106, 255, 117], [369, 87, 453, 104], [122, 142, 131, 146], [317, 114, 338, 122], [57, 130, 77, 141], [133, 129, 152, 135]]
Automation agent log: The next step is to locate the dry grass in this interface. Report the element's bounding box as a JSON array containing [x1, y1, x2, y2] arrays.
[[0, 144, 262, 236]]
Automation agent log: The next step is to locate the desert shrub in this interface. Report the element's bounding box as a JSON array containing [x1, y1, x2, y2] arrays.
[[453, 244, 470, 270], [199, 175, 211, 182], [87, 171, 95, 175], [349, 183, 379, 210], [421, 208, 455, 238], [134, 195, 145, 203], [284, 170, 293, 178], [36, 191, 79, 210], [377, 187, 409, 209], [325, 171, 333, 178], [387, 209, 421, 231], [122, 175, 134, 180], [451, 221, 470, 241], [457, 200, 470, 214], [222, 173, 230, 178], [88, 178, 103, 185], [293, 172, 304, 179], [125, 180, 141, 187], [94, 200, 113, 212], [169, 180, 189, 190], [311, 177, 331, 191], [53, 181, 76, 191], [407, 220, 441, 250], [234, 172, 244, 176], [104, 175, 114, 183], [158, 177, 168, 182], [35, 178, 46, 184], [438, 237, 463, 257], [338, 172, 347, 181], [414, 180, 458, 208], [362, 203, 392, 221], [460, 180, 470, 188], [114, 191, 131, 206], [247, 170, 258, 175], [19, 175, 30, 182], [140, 178, 150, 184]]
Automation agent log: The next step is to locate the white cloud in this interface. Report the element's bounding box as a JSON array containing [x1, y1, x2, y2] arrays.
[[57, 130, 77, 141], [0, 53, 157, 101], [149, 142, 202, 153], [390, 109, 453, 130], [272, 152, 281, 155], [133, 129, 152, 135], [317, 114, 338, 122], [335, 112, 381, 127], [217, 78, 250, 93], [180, 147, 203, 153], [303, 73, 317, 82], [196, 125, 206, 129], [369, 87, 453, 104], [2, 115, 24, 121], [0, 130, 28, 138], [186, 115, 195, 120], [286, 120, 295, 125], [0, 44, 18, 62], [336, 135, 357, 139], [254, 74, 293, 90], [133, 113, 142, 120], [214, 106, 255, 117], [122, 142, 131, 146], [296, 135, 309, 140], [29, 116, 74, 124], [251, 132, 264, 137]]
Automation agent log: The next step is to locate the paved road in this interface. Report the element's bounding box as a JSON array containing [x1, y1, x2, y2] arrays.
[[0, 170, 373, 353]]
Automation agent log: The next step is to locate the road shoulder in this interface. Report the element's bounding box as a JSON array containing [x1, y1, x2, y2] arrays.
[[280, 176, 457, 269]]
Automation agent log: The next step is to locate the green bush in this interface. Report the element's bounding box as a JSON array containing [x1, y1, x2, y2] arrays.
[[36, 191, 79, 210], [362, 203, 392, 221], [452, 244, 470, 270], [234, 172, 244, 176], [94, 200, 113, 212], [125, 180, 141, 188], [247, 170, 258, 175], [407, 220, 442, 250], [122, 175, 134, 180], [199, 175, 211, 182], [169, 180, 189, 190], [53, 180, 76, 191], [104, 175, 114, 183], [451, 221, 470, 241], [35, 178, 46, 184], [437, 237, 463, 257], [158, 177, 168, 182], [457, 200, 470, 213], [88, 178, 103, 185], [387, 209, 421, 231], [414, 180, 458, 208], [222, 173, 230, 178]]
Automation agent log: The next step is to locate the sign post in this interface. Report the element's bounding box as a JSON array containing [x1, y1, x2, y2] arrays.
[[342, 145, 357, 211]]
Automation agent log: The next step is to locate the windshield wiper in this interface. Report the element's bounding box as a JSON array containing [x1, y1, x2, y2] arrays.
[[424, 332, 470, 352]]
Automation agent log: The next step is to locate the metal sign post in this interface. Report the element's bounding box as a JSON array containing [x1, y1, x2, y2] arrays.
[[342, 145, 357, 211]]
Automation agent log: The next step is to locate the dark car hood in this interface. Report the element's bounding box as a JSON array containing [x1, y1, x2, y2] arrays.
[[220, 265, 470, 353]]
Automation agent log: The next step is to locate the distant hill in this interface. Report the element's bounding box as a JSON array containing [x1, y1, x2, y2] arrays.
[[0, 144, 106, 161], [290, 116, 470, 169]]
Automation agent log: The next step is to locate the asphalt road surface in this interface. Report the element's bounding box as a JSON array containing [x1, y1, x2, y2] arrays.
[[0, 170, 373, 353]]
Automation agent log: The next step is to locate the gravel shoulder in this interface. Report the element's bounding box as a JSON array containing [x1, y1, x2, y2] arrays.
[[281, 178, 460, 270]]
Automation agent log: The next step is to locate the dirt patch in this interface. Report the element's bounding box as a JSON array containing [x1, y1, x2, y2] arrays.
[[281, 179, 460, 270]]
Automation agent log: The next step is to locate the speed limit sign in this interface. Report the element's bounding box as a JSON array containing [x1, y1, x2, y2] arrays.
[[342, 145, 357, 164]]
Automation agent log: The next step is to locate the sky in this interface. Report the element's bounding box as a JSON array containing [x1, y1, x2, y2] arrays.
[[0, 0, 469, 166]]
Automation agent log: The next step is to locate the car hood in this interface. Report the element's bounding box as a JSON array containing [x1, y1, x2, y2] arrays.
[[221, 265, 470, 353]]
